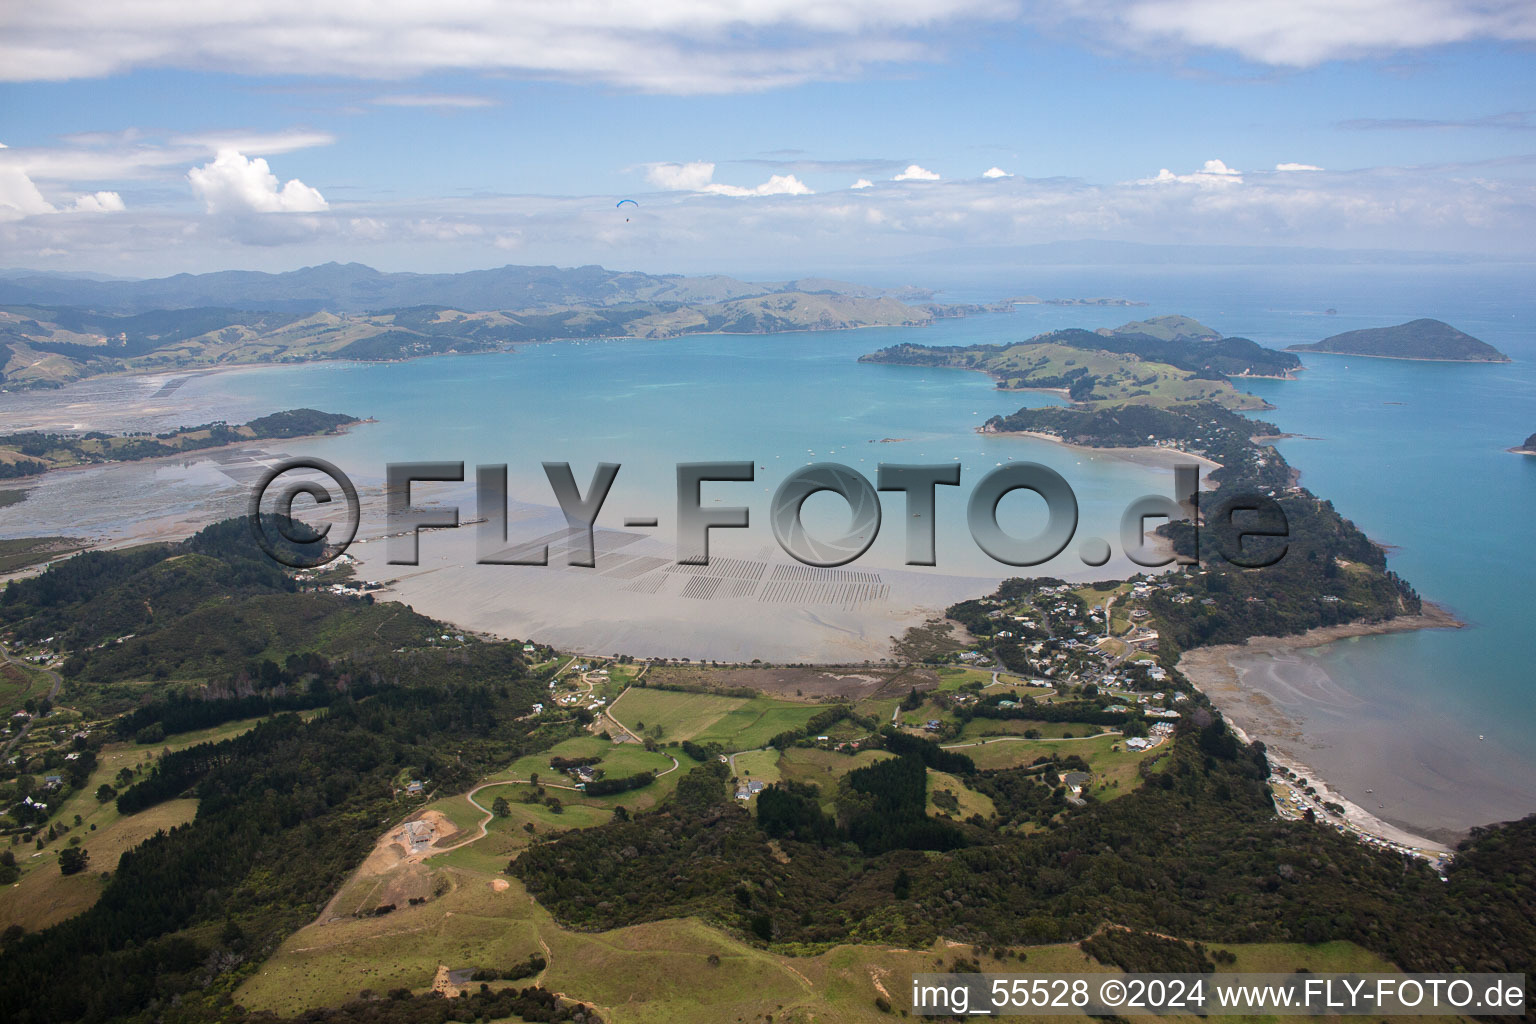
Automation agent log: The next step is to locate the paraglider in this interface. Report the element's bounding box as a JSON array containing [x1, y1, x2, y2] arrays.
[[616, 198, 637, 222]]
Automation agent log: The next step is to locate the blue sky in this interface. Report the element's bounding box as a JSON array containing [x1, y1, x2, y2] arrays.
[[2, 1, 1534, 276]]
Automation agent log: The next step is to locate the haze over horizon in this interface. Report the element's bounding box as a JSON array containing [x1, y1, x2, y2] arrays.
[[2, 1, 1535, 278]]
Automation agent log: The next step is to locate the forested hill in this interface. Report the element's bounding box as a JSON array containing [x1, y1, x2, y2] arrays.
[[984, 401, 1278, 450], [864, 314, 1300, 381], [0, 516, 575, 1023], [0, 517, 424, 686], [861, 315, 1297, 410], [1288, 318, 1509, 361], [513, 726, 1536, 997]]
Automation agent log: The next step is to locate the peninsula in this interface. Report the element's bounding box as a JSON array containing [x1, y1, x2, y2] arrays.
[[1287, 318, 1509, 362], [860, 314, 1300, 410], [1512, 432, 1536, 455], [0, 408, 358, 480]]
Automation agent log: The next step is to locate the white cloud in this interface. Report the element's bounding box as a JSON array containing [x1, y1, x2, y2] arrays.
[[851, 178, 875, 189], [1, 1, 1528, 97], [1043, 0, 1536, 67], [173, 131, 336, 157], [1277, 162, 1323, 171], [7, 167, 1536, 276], [0, 166, 55, 221], [188, 150, 328, 214], [894, 164, 940, 181], [645, 161, 811, 197], [371, 94, 498, 109], [7, 153, 1536, 271], [0, 130, 334, 185], [0, 144, 128, 220], [1138, 158, 1243, 185], [646, 161, 720, 192], [70, 191, 126, 213], [982, 166, 1012, 178], [0, 1, 1016, 93], [705, 174, 812, 197]]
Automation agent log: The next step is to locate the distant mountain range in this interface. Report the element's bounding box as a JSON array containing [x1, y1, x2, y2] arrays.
[[1287, 318, 1509, 362], [0, 262, 935, 314]]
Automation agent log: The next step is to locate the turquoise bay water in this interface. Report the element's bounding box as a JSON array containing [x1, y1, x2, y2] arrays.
[[1236, 353, 1536, 797], [142, 315, 1198, 580], [1, 263, 1530, 830], [933, 264, 1536, 831]]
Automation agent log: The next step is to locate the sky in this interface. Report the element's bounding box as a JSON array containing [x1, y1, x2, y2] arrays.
[[2, 1, 1535, 278]]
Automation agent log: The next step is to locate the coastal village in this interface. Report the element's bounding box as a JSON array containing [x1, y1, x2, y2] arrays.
[[938, 573, 1453, 867]]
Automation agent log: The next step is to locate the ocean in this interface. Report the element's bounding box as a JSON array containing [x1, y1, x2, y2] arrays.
[[1, 261, 1531, 834]]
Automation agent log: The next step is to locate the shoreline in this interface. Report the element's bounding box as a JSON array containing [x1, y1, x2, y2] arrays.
[[1177, 601, 1467, 853], [1247, 740, 1453, 861], [1288, 349, 1511, 364], [983, 428, 1225, 473], [0, 416, 370, 482], [2, 317, 952, 395]]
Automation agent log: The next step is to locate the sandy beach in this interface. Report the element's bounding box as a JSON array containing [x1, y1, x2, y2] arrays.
[[1175, 603, 1536, 847], [995, 428, 1224, 474]]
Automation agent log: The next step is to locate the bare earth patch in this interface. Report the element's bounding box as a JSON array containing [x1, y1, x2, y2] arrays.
[[316, 809, 462, 921]]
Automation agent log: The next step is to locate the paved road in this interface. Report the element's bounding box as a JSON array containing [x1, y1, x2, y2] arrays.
[[431, 746, 680, 856], [726, 746, 772, 776]]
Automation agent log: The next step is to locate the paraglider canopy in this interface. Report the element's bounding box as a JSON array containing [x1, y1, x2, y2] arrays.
[[616, 198, 638, 222]]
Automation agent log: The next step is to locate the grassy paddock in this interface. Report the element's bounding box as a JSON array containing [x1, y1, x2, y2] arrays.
[[926, 769, 996, 821], [959, 718, 1101, 741], [955, 733, 1155, 798], [236, 836, 1410, 1024], [0, 659, 50, 715], [730, 748, 782, 790], [0, 797, 198, 933], [612, 688, 824, 752]]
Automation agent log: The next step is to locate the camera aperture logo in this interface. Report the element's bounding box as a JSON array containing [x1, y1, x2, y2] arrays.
[[249, 457, 360, 569], [249, 458, 1290, 571]]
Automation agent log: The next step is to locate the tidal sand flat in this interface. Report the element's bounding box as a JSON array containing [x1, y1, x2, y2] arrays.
[[347, 503, 1002, 663], [1179, 608, 1536, 844]]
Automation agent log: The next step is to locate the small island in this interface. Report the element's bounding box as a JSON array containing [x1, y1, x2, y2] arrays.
[[1511, 432, 1536, 455], [1287, 318, 1509, 362], [0, 408, 360, 480]]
